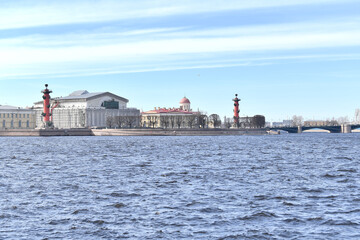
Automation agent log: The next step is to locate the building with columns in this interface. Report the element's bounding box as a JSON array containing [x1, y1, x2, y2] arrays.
[[33, 90, 140, 129], [141, 97, 200, 128]]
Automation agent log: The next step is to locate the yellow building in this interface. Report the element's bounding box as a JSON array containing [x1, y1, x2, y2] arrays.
[[0, 105, 35, 129], [141, 97, 199, 128]]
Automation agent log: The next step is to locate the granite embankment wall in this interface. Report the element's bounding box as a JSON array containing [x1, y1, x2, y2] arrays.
[[91, 128, 266, 136], [0, 129, 93, 136], [0, 128, 267, 137]]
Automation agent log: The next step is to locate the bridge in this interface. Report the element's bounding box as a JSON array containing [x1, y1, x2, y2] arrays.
[[270, 124, 360, 133]]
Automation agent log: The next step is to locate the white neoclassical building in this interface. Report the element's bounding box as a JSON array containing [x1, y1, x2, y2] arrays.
[[33, 90, 140, 129]]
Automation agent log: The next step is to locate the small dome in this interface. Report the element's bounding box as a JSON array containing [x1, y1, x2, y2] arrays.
[[179, 97, 190, 104]]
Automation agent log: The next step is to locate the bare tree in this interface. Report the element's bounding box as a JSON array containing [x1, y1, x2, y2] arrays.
[[240, 116, 251, 128], [175, 116, 183, 128], [124, 116, 137, 128], [106, 116, 115, 128], [330, 118, 338, 126], [196, 113, 208, 128], [115, 116, 125, 128], [224, 117, 232, 129], [209, 114, 221, 128], [138, 115, 144, 128], [186, 115, 197, 128], [355, 109, 360, 124], [252, 115, 265, 128], [160, 115, 170, 129], [325, 117, 338, 126], [147, 116, 158, 128], [337, 116, 349, 125], [169, 116, 176, 128], [292, 115, 304, 126]]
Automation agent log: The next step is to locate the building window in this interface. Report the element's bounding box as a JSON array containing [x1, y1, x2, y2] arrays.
[[101, 100, 119, 109]]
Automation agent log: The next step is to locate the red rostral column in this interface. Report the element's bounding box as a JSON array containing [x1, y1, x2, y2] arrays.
[[41, 84, 52, 125], [233, 94, 240, 127]]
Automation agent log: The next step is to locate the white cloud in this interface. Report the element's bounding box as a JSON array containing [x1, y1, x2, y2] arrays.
[[1, 28, 360, 66], [1, 52, 359, 80], [0, 1, 359, 79], [0, 0, 354, 30], [3, 17, 359, 48]]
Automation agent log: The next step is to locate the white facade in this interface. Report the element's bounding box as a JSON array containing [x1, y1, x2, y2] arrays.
[[33, 90, 140, 129], [34, 108, 139, 129]]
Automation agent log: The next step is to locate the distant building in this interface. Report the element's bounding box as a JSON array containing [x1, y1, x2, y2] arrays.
[[303, 120, 338, 127], [282, 120, 293, 126], [0, 105, 35, 129], [271, 122, 283, 127], [33, 90, 140, 129], [142, 97, 199, 128], [272, 120, 293, 127]]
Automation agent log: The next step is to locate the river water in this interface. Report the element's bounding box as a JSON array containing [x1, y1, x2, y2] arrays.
[[0, 134, 359, 239]]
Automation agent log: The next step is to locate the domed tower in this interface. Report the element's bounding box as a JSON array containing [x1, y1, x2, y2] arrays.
[[179, 97, 191, 111]]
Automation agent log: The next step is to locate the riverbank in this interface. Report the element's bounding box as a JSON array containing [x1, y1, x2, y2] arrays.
[[0, 129, 93, 136], [91, 128, 266, 136], [0, 128, 267, 137]]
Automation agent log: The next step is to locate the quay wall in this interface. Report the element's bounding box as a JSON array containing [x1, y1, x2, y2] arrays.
[[0, 129, 93, 137], [0, 128, 267, 137], [91, 128, 266, 136]]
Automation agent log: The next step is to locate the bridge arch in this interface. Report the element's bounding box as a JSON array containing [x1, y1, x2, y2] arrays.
[[301, 126, 341, 133], [351, 124, 360, 131], [302, 127, 330, 133], [270, 125, 345, 133]]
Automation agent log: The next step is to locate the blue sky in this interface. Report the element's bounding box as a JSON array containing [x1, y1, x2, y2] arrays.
[[0, 0, 360, 122]]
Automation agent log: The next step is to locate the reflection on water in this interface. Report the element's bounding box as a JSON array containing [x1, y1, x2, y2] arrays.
[[0, 134, 359, 239]]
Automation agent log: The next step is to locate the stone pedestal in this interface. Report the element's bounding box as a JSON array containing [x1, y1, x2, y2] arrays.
[[341, 124, 351, 133], [297, 126, 302, 134]]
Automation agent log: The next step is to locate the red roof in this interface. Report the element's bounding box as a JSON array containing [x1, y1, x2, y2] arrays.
[[179, 97, 190, 104], [142, 108, 194, 114]]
